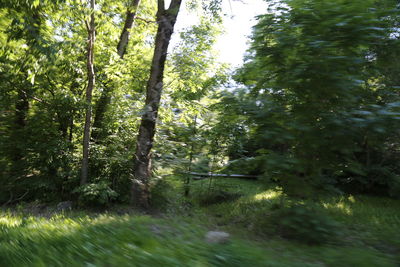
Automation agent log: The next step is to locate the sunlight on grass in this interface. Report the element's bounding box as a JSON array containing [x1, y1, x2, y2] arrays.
[[321, 195, 360, 216], [0, 215, 22, 227], [0, 211, 277, 267], [1, 180, 399, 266], [252, 189, 282, 201], [322, 201, 353, 215]]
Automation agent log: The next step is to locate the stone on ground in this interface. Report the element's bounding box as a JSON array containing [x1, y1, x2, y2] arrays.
[[205, 231, 230, 244]]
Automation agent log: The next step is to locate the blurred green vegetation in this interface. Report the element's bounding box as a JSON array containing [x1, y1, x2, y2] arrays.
[[1, 177, 399, 266], [1, 0, 400, 265]]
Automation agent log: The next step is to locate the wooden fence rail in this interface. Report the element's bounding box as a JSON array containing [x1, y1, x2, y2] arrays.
[[182, 171, 258, 180]]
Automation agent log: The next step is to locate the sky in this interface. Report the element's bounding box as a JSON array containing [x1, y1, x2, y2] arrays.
[[214, 0, 269, 67], [172, 0, 270, 67]]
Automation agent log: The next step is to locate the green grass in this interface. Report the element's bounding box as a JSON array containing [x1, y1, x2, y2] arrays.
[[0, 177, 399, 266], [0, 212, 293, 266]]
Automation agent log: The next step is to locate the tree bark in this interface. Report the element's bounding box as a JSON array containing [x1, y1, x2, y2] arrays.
[[91, 0, 141, 143], [131, 0, 182, 208], [80, 0, 96, 185]]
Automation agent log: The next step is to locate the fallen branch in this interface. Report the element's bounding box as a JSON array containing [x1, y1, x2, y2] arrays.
[[2, 190, 29, 207]]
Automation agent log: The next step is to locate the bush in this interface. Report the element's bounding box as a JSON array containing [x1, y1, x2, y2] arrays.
[[196, 190, 242, 206], [388, 175, 400, 198], [149, 178, 175, 210], [73, 182, 118, 207], [271, 204, 340, 245], [222, 157, 264, 176]]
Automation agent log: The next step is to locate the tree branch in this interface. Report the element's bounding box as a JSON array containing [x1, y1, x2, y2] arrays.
[[168, 0, 182, 11], [84, 20, 90, 32], [158, 0, 165, 12], [136, 16, 158, 24]]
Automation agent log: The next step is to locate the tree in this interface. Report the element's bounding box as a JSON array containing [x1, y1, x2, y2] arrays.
[[80, 0, 96, 185], [0, 0, 76, 202], [91, 0, 142, 143], [229, 0, 400, 197], [132, 0, 183, 208]]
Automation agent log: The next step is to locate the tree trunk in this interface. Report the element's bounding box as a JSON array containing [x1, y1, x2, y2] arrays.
[[91, 81, 111, 142], [80, 0, 96, 185], [69, 114, 74, 143], [131, 0, 182, 208], [91, 0, 141, 143], [12, 88, 29, 173], [15, 89, 29, 130]]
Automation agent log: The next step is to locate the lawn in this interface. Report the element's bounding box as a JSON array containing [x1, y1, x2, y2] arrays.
[[0, 177, 399, 266]]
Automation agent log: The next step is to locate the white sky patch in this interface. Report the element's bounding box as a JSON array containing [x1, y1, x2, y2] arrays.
[[216, 0, 269, 67], [172, 0, 269, 67]]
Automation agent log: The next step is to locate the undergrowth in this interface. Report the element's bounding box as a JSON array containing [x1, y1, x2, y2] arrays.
[[0, 176, 399, 266]]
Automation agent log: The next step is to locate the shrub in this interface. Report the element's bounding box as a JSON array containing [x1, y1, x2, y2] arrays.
[[149, 178, 175, 210], [271, 204, 340, 245], [388, 175, 400, 198], [196, 190, 242, 206], [222, 157, 264, 176], [73, 182, 118, 207]]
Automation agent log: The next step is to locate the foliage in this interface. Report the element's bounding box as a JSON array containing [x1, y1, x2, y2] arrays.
[[269, 204, 341, 244], [149, 177, 175, 210], [0, 0, 224, 204], [221, 0, 400, 197], [73, 181, 118, 206], [196, 189, 242, 206]]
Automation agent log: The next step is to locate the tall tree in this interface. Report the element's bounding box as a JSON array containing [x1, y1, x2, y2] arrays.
[[5, 5, 43, 179], [132, 0, 182, 208], [80, 0, 96, 185], [91, 0, 141, 143], [230, 0, 400, 197]]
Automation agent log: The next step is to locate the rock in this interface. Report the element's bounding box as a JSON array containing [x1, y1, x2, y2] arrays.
[[149, 225, 163, 235], [25, 201, 47, 213], [56, 201, 73, 211], [36, 203, 47, 211], [205, 231, 230, 244]]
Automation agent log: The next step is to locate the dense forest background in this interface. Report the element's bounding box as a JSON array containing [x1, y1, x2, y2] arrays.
[[0, 0, 399, 207]]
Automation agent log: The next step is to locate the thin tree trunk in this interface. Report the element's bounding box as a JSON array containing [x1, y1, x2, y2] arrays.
[[14, 89, 29, 130], [69, 114, 74, 142], [184, 115, 197, 197], [12, 88, 29, 166], [91, 0, 141, 143], [132, 0, 182, 208], [57, 111, 69, 139], [91, 81, 111, 142], [80, 0, 96, 185]]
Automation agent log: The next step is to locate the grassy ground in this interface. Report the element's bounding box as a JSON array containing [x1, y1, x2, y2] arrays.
[[0, 177, 399, 266]]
